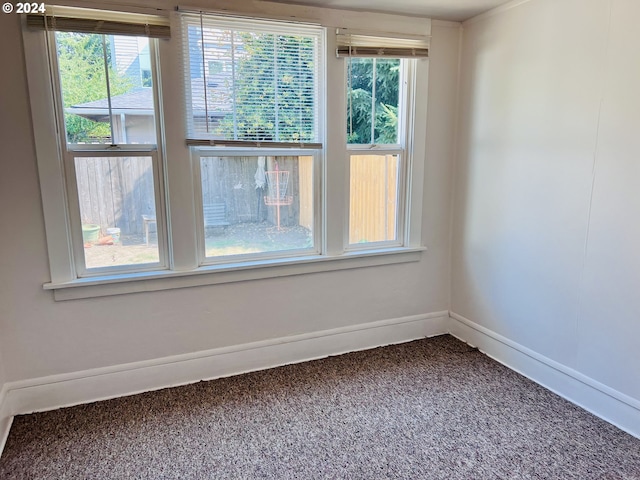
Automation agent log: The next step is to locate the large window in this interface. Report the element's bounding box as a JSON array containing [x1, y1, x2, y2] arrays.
[[182, 14, 322, 265], [24, 6, 429, 298], [50, 28, 166, 276]]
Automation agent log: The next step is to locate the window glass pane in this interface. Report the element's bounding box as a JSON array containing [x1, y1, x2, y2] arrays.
[[75, 156, 160, 269], [347, 58, 400, 145], [349, 154, 399, 244], [184, 16, 321, 142], [200, 155, 314, 258], [374, 59, 400, 144], [56, 33, 156, 145], [347, 58, 372, 144]]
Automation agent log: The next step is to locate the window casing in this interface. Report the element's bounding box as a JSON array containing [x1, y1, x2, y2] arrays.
[[47, 29, 168, 277], [346, 57, 410, 249], [193, 148, 321, 265], [23, 6, 429, 299], [182, 14, 324, 264]]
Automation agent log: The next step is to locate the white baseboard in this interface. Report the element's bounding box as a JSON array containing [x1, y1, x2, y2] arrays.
[[449, 312, 640, 439], [5, 308, 636, 458], [0, 384, 12, 457], [2, 311, 448, 429]]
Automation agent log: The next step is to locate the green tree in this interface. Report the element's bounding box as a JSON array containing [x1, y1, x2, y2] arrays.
[[56, 33, 131, 143], [219, 32, 316, 142], [347, 58, 400, 144]]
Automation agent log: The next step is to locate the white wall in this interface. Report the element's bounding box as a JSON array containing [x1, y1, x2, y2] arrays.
[[0, 11, 459, 382], [452, 0, 640, 402]]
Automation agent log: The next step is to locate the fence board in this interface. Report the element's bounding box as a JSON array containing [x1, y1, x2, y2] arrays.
[[74, 156, 154, 236], [74, 153, 394, 241], [298, 156, 313, 230], [349, 154, 398, 244], [200, 155, 304, 228]]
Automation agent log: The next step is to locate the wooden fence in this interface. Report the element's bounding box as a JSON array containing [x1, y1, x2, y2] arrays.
[[200, 155, 313, 229], [75, 156, 156, 236], [349, 154, 398, 244], [75, 154, 397, 242]]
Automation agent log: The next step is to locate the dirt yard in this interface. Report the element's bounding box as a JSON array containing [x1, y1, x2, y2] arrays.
[[83, 222, 313, 269]]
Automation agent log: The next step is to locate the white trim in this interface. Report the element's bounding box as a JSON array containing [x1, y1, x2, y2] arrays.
[[406, 55, 428, 248], [3, 310, 639, 457], [22, 21, 76, 284], [47, 247, 425, 300], [26, 7, 429, 293], [3, 312, 449, 418], [463, 0, 533, 26], [0, 384, 13, 458], [448, 312, 640, 439]]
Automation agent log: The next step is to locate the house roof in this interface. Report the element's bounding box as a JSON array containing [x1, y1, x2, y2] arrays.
[[68, 82, 232, 120], [68, 88, 154, 117]]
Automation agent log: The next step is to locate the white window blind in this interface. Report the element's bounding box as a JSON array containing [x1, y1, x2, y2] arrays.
[[336, 30, 429, 58], [181, 13, 323, 147]]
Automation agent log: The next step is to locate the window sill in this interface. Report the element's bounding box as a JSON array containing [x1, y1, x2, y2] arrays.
[[44, 247, 426, 301]]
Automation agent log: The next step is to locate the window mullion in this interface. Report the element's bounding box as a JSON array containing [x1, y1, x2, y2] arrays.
[[159, 22, 200, 271], [371, 57, 376, 144], [148, 39, 170, 271], [100, 34, 116, 144], [324, 32, 348, 256]]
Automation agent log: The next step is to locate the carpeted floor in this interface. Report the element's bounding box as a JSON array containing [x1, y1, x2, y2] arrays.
[[1, 335, 639, 479]]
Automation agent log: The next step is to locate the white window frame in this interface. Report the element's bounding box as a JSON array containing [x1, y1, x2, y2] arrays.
[[345, 58, 413, 251], [192, 147, 323, 265], [40, 28, 169, 277], [23, 6, 428, 301], [66, 150, 168, 277]]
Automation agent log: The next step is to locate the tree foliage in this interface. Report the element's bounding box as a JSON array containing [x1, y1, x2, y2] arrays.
[[347, 58, 400, 144], [219, 35, 400, 145], [56, 33, 131, 143], [219, 33, 316, 142]]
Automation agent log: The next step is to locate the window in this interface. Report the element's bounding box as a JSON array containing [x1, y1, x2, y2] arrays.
[[196, 152, 316, 262], [24, 5, 429, 298], [182, 15, 322, 143], [347, 58, 405, 247], [182, 14, 322, 264], [51, 29, 167, 276], [336, 30, 428, 250]]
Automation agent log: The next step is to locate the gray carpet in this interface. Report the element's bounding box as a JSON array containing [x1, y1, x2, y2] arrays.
[[1, 335, 639, 479]]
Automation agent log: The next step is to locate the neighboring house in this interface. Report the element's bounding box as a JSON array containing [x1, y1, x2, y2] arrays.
[[68, 78, 231, 142], [69, 27, 239, 140], [112, 35, 151, 88], [67, 88, 155, 144]]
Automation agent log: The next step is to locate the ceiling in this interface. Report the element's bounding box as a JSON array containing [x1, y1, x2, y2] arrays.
[[268, 0, 513, 22]]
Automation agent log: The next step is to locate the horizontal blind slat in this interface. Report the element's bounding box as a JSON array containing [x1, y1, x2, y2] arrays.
[[181, 12, 322, 143]]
